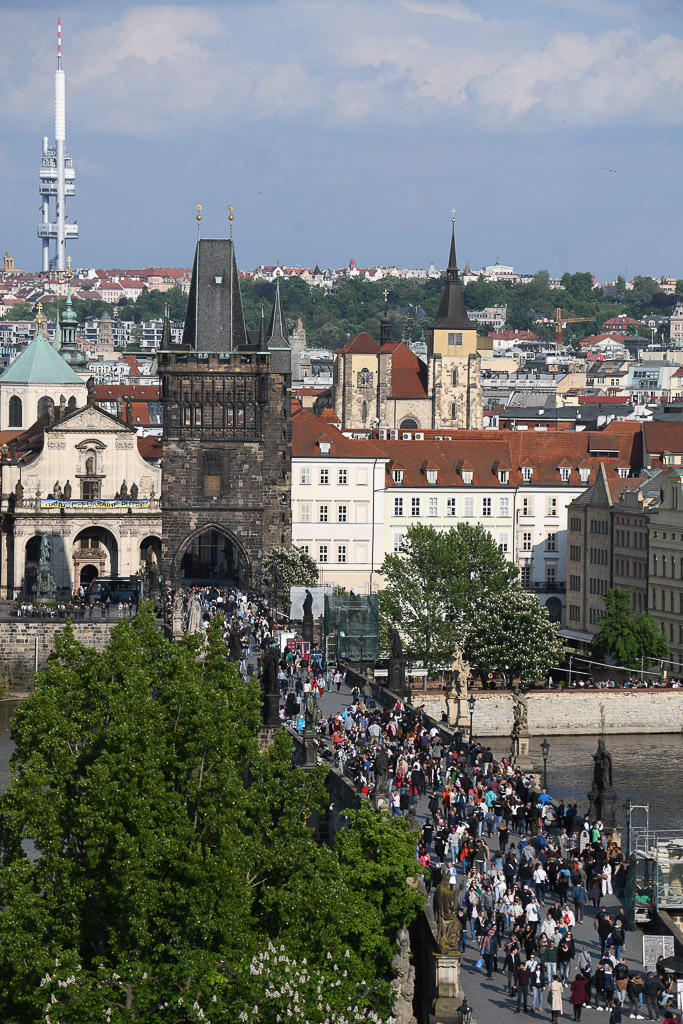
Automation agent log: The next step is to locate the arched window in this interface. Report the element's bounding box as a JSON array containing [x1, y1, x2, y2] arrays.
[[400, 418, 418, 430], [37, 396, 54, 419], [451, 369, 458, 387], [450, 402, 457, 419], [67, 396, 77, 408], [8, 395, 22, 428], [361, 401, 368, 424]]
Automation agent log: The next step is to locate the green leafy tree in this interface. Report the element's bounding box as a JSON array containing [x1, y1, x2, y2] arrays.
[[0, 606, 420, 1023], [379, 523, 518, 672], [592, 587, 668, 670], [262, 545, 318, 612], [467, 586, 564, 688]]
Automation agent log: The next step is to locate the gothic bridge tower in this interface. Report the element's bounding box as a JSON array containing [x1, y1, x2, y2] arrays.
[[160, 233, 291, 588]]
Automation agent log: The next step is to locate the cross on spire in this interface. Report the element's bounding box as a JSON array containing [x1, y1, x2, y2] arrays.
[[451, 206, 456, 223], [36, 301, 43, 328], [383, 288, 389, 303], [66, 255, 72, 280]]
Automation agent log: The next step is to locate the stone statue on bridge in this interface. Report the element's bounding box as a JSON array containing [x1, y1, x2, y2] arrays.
[[433, 867, 462, 952], [588, 737, 616, 829]]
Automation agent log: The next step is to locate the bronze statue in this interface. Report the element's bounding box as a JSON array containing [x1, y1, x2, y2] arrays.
[[373, 747, 389, 795], [433, 868, 462, 951], [261, 645, 279, 695], [593, 738, 613, 792], [304, 690, 317, 732], [389, 623, 403, 659]]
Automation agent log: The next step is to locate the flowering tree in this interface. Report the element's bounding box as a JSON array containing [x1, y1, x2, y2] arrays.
[[263, 545, 318, 612], [467, 586, 564, 688]]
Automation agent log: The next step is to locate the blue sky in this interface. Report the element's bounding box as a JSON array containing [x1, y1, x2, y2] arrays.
[[1, 0, 682, 277]]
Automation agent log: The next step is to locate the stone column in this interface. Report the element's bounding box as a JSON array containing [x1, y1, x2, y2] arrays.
[[432, 953, 462, 1022]]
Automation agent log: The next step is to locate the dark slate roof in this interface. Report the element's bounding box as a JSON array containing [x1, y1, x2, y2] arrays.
[[179, 238, 247, 352], [267, 278, 290, 350], [430, 227, 476, 332]]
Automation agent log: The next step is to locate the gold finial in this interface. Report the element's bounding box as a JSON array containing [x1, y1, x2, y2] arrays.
[[66, 255, 72, 281], [383, 287, 389, 303], [196, 203, 202, 239], [451, 206, 456, 223], [227, 204, 234, 240], [36, 301, 43, 330]]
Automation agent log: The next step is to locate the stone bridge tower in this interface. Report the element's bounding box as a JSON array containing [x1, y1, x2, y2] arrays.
[[160, 235, 291, 589]]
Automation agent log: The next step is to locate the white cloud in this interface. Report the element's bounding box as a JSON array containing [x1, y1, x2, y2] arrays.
[[396, 0, 483, 22]]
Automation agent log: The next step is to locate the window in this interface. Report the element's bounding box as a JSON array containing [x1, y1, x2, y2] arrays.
[[426, 469, 437, 484], [522, 466, 533, 483], [463, 496, 474, 517], [319, 505, 328, 523], [319, 468, 329, 485], [300, 467, 311, 485], [392, 532, 404, 553], [569, 575, 581, 591], [498, 531, 509, 553], [546, 497, 558, 517], [411, 497, 421, 517], [446, 497, 457, 517], [482, 497, 492, 517], [8, 395, 21, 428], [499, 496, 510, 517], [394, 496, 404, 517], [448, 332, 463, 346], [570, 516, 582, 532], [450, 403, 457, 419], [618, 468, 629, 479], [300, 504, 311, 523], [520, 565, 532, 587], [451, 369, 458, 386], [338, 468, 347, 485], [522, 497, 533, 517], [183, 405, 191, 426], [579, 468, 590, 483], [522, 532, 533, 551], [37, 396, 54, 419], [318, 545, 328, 563], [546, 533, 557, 552], [546, 564, 557, 584], [428, 496, 439, 517], [337, 545, 347, 563], [462, 470, 473, 485], [569, 604, 581, 622], [194, 406, 202, 426], [82, 480, 99, 501], [357, 367, 374, 388], [337, 505, 347, 523], [570, 544, 581, 561], [300, 544, 309, 555], [392, 470, 404, 483], [559, 466, 571, 483], [498, 471, 509, 485]]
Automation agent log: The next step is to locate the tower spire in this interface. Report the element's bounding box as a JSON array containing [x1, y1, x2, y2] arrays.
[[428, 214, 474, 334]]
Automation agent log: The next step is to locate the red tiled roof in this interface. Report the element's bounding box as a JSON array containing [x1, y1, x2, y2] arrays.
[[390, 343, 429, 399], [320, 408, 341, 423], [292, 408, 385, 459], [137, 436, 162, 460], [335, 332, 381, 355], [93, 384, 160, 400], [643, 422, 683, 455]]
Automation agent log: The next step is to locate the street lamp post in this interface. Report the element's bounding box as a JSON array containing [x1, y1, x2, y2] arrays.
[[568, 655, 574, 688], [457, 996, 473, 1024], [467, 694, 476, 744], [541, 736, 550, 791]]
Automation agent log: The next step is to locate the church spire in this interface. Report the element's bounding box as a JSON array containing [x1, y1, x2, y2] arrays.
[[267, 275, 289, 349], [429, 214, 474, 332]]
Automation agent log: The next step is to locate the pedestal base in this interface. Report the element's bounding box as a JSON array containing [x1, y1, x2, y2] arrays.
[[434, 952, 461, 1000], [512, 733, 534, 772], [303, 733, 318, 767], [263, 692, 280, 729], [389, 657, 407, 700]]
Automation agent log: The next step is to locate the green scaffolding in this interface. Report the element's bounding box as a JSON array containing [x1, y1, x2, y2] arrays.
[[324, 594, 380, 662]]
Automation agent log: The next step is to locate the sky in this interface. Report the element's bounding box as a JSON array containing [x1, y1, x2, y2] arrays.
[[1, 0, 682, 277]]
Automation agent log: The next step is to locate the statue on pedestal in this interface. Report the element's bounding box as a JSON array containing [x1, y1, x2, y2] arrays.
[[433, 868, 462, 952], [587, 738, 616, 828], [373, 747, 389, 803], [171, 590, 184, 635], [34, 533, 56, 600], [510, 688, 529, 762], [186, 593, 202, 634], [302, 589, 314, 643]]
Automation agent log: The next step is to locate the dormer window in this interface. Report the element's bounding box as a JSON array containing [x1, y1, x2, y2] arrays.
[[498, 470, 509, 485], [579, 467, 590, 483], [426, 469, 437, 484], [560, 467, 571, 483], [462, 470, 473, 485], [618, 467, 629, 479], [318, 441, 331, 455], [393, 469, 403, 483], [522, 466, 533, 483]]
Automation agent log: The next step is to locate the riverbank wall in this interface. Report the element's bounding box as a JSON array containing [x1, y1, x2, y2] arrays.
[[0, 621, 116, 695], [413, 689, 683, 736]]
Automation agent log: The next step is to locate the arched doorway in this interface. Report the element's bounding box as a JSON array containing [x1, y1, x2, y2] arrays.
[[400, 418, 418, 429], [545, 597, 562, 624], [140, 536, 162, 567], [178, 527, 248, 585], [80, 564, 99, 586], [73, 527, 118, 589], [24, 534, 42, 594]]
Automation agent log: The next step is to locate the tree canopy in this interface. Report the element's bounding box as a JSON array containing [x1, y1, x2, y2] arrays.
[[592, 587, 668, 670], [379, 522, 519, 673], [262, 545, 319, 613], [0, 606, 421, 1023]]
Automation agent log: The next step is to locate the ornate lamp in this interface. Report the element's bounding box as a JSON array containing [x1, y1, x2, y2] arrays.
[[457, 996, 473, 1024], [467, 694, 476, 743], [541, 736, 550, 791]]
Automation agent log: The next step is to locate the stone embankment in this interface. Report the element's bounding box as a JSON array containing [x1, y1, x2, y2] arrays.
[[415, 689, 683, 735], [0, 621, 115, 695]]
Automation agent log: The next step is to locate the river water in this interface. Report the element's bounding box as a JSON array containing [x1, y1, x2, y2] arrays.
[[0, 701, 679, 832]]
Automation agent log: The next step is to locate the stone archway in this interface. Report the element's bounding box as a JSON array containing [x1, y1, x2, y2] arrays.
[[174, 524, 251, 586], [73, 527, 118, 589], [545, 596, 562, 624]]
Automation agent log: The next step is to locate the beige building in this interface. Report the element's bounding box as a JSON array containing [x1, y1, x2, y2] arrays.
[[648, 467, 683, 670], [333, 227, 483, 432], [0, 399, 161, 598]]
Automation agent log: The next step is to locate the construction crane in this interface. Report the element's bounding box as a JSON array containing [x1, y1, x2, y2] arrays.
[[554, 307, 594, 349]]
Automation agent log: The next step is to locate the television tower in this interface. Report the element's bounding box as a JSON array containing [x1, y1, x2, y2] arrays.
[[37, 18, 78, 272]]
